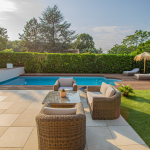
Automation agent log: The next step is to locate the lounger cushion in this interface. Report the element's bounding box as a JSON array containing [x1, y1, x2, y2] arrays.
[[58, 87, 73, 91], [105, 86, 115, 97], [59, 78, 73, 87], [87, 91, 104, 105], [100, 82, 108, 96], [43, 107, 77, 115]]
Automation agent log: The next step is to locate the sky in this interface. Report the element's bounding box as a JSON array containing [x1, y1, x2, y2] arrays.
[[0, 0, 150, 53]]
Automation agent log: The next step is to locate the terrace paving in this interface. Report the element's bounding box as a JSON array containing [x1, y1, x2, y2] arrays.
[[0, 73, 150, 90], [0, 90, 149, 150]]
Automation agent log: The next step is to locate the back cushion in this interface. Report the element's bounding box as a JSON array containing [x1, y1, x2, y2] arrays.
[[100, 82, 108, 96], [43, 107, 77, 115], [105, 86, 115, 97], [59, 78, 73, 87]]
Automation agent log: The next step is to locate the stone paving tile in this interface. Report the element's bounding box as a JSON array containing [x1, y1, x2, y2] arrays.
[[0, 96, 9, 102], [0, 127, 33, 147], [86, 114, 106, 127], [11, 109, 40, 127], [0, 110, 6, 115], [2, 94, 24, 102], [33, 94, 46, 103], [0, 102, 15, 109], [0, 91, 18, 96], [3, 102, 31, 114], [0, 114, 20, 126], [108, 126, 146, 146], [15, 90, 29, 95], [27, 101, 43, 110], [23, 127, 38, 150], [0, 148, 22, 150], [81, 101, 90, 114], [86, 127, 119, 150], [17, 95, 36, 103], [118, 144, 149, 150], [105, 115, 129, 126], [0, 91, 7, 95], [0, 127, 8, 137]]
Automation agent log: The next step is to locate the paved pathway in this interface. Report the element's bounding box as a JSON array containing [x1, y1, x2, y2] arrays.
[[0, 90, 149, 150]]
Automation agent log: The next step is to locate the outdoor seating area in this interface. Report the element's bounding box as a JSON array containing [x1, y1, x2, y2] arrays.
[[1, 1, 150, 149], [0, 89, 149, 150]]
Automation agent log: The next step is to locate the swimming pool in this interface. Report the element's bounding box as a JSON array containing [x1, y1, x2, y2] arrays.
[[0, 76, 122, 85]]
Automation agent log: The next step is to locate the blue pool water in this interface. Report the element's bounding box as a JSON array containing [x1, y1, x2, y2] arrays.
[[0, 76, 121, 86]]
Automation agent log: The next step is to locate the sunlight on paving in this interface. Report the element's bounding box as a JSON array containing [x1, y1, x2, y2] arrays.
[[0, 90, 149, 150]]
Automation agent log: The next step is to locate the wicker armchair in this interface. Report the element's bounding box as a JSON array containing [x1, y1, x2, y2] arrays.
[[36, 102, 86, 150], [53, 78, 77, 91], [86, 85, 121, 120]]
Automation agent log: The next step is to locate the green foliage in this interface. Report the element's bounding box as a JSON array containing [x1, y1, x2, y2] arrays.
[[108, 30, 150, 55], [7, 40, 25, 52], [17, 5, 77, 53], [2, 49, 14, 52], [19, 17, 40, 52], [0, 52, 150, 73], [74, 33, 95, 51], [0, 27, 8, 51], [118, 84, 134, 97], [39, 5, 78, 53], [60, 88, 66, 92], [80, 48, 98, 53]]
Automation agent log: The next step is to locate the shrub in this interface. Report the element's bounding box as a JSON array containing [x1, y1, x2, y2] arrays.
[[0, 52, 149, 73], [118, 84, 134, 97]]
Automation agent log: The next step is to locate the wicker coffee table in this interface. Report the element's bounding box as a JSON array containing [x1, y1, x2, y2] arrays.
[[42, 91, 80, 108]]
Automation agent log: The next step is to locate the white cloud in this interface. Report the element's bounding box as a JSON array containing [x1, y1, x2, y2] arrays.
[[92, 26, 133, 34], [91, 26, 134, 53], [0, 0, 17, 12], [92, 26, 118, 33]]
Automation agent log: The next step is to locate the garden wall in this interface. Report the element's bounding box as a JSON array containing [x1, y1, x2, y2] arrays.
[[0, 52, 149, 73]]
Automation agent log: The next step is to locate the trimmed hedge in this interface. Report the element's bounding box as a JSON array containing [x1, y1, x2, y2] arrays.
[[0, 52, 150, 73]]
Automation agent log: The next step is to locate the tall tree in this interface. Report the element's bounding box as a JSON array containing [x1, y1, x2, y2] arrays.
[[0, 27, 8, 51], [39, 5, 78, 52], [19, 17, 40, 52], [98, 47, 103, 54], [74, 33, 95, 51]]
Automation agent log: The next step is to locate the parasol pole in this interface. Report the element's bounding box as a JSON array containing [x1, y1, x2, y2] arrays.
[[144, 58, 146, 73]]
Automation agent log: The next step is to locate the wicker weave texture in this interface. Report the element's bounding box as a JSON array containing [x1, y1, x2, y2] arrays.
[[87, 85, 121, 120], [53, 79, 77, 91], [36, 102, 86, 150]]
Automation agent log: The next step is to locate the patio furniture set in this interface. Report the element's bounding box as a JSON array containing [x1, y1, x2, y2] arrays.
[[36, 77, 121, 150]]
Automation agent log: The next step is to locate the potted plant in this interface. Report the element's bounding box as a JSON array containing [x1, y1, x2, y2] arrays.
[[118, 84, 134, 97], [60, 89, 66, 98]]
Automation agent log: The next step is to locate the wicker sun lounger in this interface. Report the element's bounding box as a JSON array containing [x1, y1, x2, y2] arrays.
[[123, 68, 139, 76], [36, 102, 86, 150], [134, 74, 150, 80]]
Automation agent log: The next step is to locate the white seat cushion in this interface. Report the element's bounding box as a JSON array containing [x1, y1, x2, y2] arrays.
[[43, 107, 76, 115], [105, 86, 115, 97], [100, 82, 108, 96], [59, 78, 73, 87], [87, 91, 105, 105], [58, 87, 73, 91]]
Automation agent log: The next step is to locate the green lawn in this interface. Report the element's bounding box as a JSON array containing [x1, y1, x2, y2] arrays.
[[121, 90, 150, 147]]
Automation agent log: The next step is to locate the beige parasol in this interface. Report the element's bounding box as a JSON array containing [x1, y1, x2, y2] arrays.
[[134, 52, 150, 73]]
